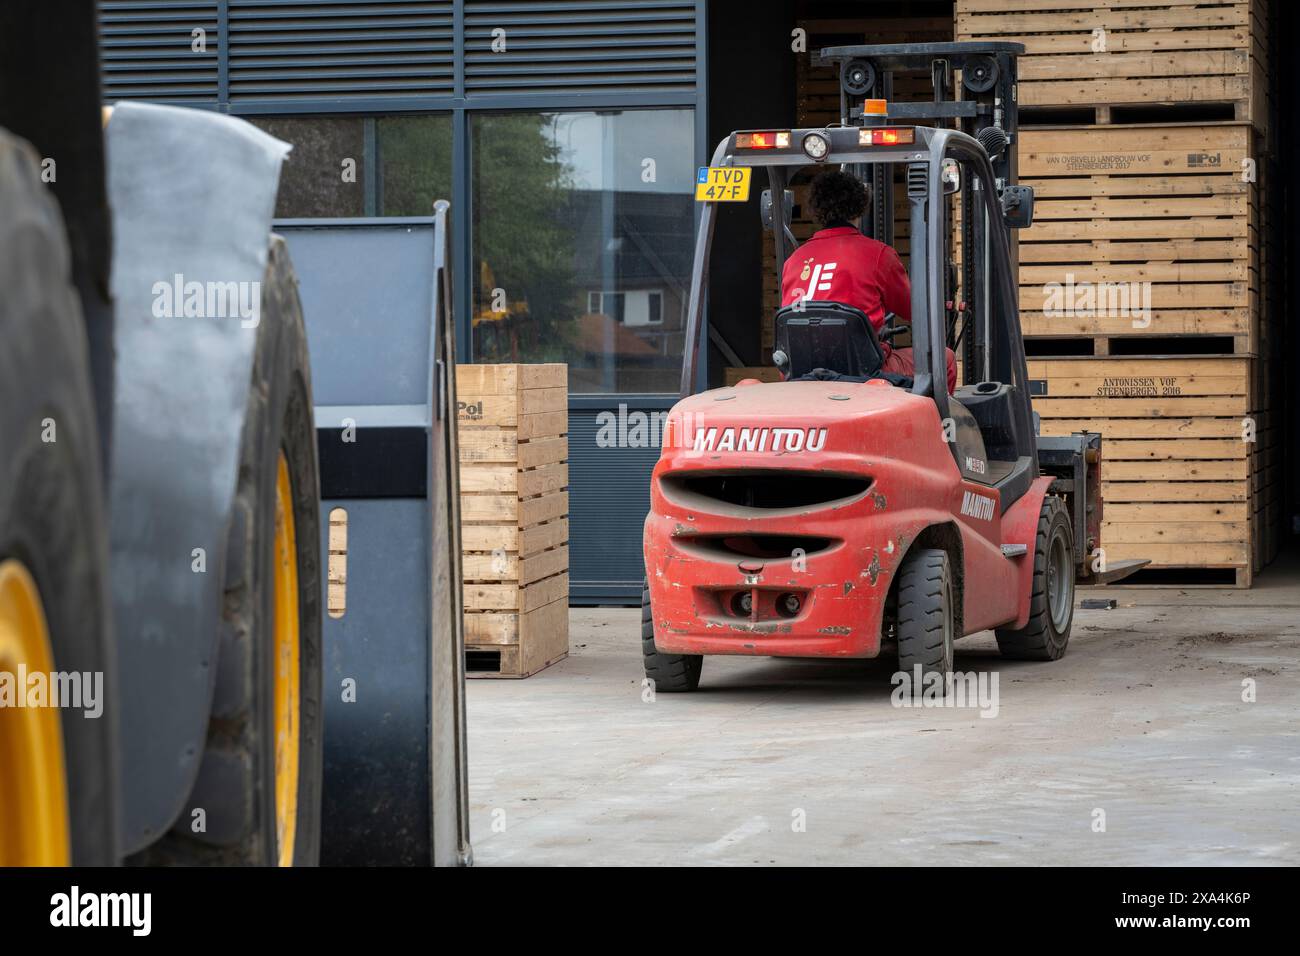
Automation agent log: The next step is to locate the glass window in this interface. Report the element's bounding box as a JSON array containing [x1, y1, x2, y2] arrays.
[[375, 114, 452, 216], [250, 114, 452, 219], [470, 109, 696, 394], [252, 116, 366, 219]]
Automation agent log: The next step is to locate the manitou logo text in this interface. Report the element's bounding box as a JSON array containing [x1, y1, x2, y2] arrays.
[[960, 490, 995, 521], [692, 426, 828, 454]]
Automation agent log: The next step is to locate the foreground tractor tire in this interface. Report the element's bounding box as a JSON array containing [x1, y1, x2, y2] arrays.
[[895, 548, 956, 692], [0, 132, 117, 865], [641, 578, 702, 693], [996, 496, 1074, 661], [137, 239, 324, 866]]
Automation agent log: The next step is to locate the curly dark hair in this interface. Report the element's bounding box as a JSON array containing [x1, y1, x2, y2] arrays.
[[808, 169, 871, 227]]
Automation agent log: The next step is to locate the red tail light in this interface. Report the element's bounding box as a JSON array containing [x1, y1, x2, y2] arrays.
[[858, 127, 915, 146], [736, 131, 790, 149]]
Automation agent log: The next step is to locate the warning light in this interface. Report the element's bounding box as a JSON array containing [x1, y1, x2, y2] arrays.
[[858, 127, 915, 146], [736, 131, 790, 149], [864, 99, 888, 115]]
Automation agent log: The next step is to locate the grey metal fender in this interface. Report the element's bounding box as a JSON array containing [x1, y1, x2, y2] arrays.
[[105, 102, 289, 852]]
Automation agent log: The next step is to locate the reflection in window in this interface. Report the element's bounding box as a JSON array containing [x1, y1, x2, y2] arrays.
[[250, 114, 452, 219], [471, 109, 695, 394], [252, 116, 366, 219], [376, 115, 452, 216]]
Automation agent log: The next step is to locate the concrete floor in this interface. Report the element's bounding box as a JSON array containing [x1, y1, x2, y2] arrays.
[[467, 558, 1300, 865]]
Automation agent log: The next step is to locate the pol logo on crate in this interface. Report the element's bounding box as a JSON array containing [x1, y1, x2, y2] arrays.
[[1188, 152, 1222, 168], [458, 400, 483, 421]]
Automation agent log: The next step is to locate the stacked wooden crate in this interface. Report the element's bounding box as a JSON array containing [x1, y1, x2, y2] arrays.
[[1031, 357, 1266, 586], [956, 0, 1269, 133], [956, 0, 1277, 585], [456, 364, 569, 677], [1018, 124, 1257, 355]]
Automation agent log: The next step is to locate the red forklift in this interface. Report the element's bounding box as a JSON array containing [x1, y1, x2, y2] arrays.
[[642, 43, 1144, 692]]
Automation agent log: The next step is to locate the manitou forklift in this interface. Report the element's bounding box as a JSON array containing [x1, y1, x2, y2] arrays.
[[642, 43, 1144, 693]]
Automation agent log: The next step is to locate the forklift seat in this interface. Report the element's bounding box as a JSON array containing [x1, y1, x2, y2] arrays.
[[775, 301, 886, 381]]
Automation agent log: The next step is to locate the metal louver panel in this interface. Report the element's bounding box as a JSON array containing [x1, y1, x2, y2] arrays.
[[228, 0, 454, 105], [567, 407, 663, 604], [464, 1, 697, 97], [99, 1, 220, 104]]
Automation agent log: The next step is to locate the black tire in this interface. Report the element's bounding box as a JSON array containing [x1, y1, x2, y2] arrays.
[[0, 131, 118, 864], [996, 496, 1074, 661], [896, 548, 955, 694], [136, 239, 323, 865], [641, 578, 702, 693]]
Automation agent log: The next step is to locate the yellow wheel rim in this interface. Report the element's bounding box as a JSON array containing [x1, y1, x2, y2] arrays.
[[272, 452, 301, 867], [0, 559, 71, 866]]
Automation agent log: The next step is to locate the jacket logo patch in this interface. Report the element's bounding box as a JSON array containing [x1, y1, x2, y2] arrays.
[[800, 262, 837, 301], [960, 490, 995, 521], [692, 426, 828, 454]]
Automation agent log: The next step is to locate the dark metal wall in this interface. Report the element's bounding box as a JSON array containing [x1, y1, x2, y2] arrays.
[[704, 0, 796, 381]]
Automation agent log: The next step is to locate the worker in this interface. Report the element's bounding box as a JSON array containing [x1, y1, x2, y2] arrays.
[[780, 168, 957, 393]]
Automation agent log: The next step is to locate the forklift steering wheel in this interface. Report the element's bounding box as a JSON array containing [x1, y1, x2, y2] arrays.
[[878, 312, 905, 342]]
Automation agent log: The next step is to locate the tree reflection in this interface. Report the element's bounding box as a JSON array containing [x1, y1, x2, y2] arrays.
[[472, 113, 577, 363]]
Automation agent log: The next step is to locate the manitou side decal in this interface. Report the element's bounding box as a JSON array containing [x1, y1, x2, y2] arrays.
[[692, 426, 828, 454], [960, 490, 996, 521]]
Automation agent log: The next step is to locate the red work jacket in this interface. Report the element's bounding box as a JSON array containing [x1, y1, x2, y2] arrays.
[[779, 226, 911, 330]]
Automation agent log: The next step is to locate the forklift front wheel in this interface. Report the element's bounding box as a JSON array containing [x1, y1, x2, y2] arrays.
[[895, 548, 956, 695], [641, 579, 702, 693], [995, 496, 1074, 661]]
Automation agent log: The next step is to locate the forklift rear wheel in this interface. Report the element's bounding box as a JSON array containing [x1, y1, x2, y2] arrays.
[[995, 496, 1074, 661], [895, 548, 956, 693], [0, 132, 117, 865], [136, 239, 324, 865], [641, 579, 702, 693]]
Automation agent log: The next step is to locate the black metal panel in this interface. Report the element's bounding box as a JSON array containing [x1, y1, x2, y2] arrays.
[[567, 404, 665, 604], [98, 1, 220, 104], [317, 426, 428, 498], [463, 0, 697, 96], [228, 0, 454, 105], [319, 497, 431, 866]]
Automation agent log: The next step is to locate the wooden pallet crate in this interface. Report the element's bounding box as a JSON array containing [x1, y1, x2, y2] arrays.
[[1030, 356, 1269, 586], [956, 0, 1269, 132], [457, 363, 569, 678], [463, 575, 570, 679], [1017, 123, 1260, 355]]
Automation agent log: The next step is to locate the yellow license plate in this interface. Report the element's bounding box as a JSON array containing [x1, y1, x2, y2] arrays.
[[695, 166, 752, 202]]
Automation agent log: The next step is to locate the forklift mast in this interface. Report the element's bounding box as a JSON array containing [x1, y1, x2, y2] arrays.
[[813, 42, 1026, 388]]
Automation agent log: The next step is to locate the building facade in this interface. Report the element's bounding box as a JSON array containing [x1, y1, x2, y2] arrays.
[[97, 0, 752, 603]]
